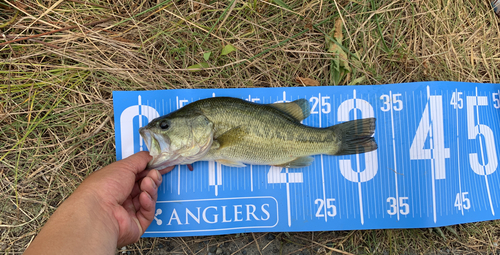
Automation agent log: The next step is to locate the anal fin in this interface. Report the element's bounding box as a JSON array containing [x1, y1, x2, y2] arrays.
[[216, 159, 246, 167], [273, 156, 314, 168]]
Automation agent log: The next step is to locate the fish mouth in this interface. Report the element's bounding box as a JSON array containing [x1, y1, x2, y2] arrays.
[[138, 126, 213, 171], [139, 127, 171, 162], [139, 127, 155, 154]]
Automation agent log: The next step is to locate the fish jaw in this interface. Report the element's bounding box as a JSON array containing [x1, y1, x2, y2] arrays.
[[139, 127, 174, 170], [146, 137, 214, 170], [139, 125, 215, 171], [139, 128, 168, 156], [139, 127, 153, 154], [147, 153, 180, 170]]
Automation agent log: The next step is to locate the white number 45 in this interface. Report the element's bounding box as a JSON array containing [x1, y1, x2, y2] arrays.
[[454, 192, 471, 210]]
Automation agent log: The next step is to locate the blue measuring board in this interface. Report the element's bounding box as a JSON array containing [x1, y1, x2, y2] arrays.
[[113, 81, 500, 237]]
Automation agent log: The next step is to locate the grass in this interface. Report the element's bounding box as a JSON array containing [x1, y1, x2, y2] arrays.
[[1, 0, 500, 254]]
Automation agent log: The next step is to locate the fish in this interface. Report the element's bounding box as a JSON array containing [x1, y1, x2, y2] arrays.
[[139, 97, 377, 171]]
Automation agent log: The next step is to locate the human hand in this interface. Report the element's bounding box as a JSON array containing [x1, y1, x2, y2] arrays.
[[74, 151, 175, 247], [24, 152, 175, 255]]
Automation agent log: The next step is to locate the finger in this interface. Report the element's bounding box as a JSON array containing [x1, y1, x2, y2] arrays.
[[133, 170, 161, 209], [138, 170, 162, 195], [150, 169, 162, 188], [132, 170, 161, 234], [140, 176, 158, 202], [122, 195, 137, 214], [119, 151, 152, 175], [131, 182, 142, 210], [130, 182, 141, 198], [136, 169, 150, 181], [136, 171, 161, 229], [136, 191, 156, 233], [132, 193, 141, 212], [158, 165, 176, 175], [136, 166, 174, 181]]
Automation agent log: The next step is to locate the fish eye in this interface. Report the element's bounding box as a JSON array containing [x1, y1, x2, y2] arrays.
[[159, 121, 170, 130]]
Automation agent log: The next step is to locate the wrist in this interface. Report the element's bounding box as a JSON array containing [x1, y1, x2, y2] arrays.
[[24, 188, 120, 255], [70, 187, 121, 240]]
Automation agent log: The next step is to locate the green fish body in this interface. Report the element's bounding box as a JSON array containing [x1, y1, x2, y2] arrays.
[[139, 97, 376, 170]]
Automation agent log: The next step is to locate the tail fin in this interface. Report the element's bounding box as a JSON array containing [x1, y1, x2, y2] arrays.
[[329, 118, 377, 155]]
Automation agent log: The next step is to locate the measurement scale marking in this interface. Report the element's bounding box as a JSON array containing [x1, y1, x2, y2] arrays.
[[353, 90, 365, 224], [486, 94, 500, 209], [367, 94, 380, 219], [426, 87, 437, 223], [455, 89, 464, 215], [138, 96, 144, 151], [417, 90, 426, 217], [468, 90, 483, 212], [475, 87, 495, 216], [390, 90, 400, 221], [333, 95, 341, 220], [405, 92, 415, 218], [286, 168, 292, 226], [488, 90, 500, 212], [338, 93, 347, 219], [318, 92, 328, 222], [323, 99, 332, 221], [217, 162, 222, 195], [383, 94, 391, 219], [250, 165, 253, 192]]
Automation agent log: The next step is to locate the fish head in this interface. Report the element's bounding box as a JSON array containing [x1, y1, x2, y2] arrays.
[[139, 114, 214, 170]]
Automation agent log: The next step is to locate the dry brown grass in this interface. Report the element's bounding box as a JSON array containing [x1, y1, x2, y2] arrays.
[[2, 0, 500, 254]]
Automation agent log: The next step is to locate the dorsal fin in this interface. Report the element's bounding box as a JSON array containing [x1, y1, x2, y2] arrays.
[[268, 99, 310, 121]]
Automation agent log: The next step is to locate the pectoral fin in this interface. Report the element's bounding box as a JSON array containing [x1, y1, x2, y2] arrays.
[[273, 156, 314, 168], [214, 126, 247, 149], [216, 159, 246, 167]]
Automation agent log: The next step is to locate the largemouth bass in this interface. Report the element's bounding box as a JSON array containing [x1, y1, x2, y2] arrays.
[[139, 97, 377, 170]]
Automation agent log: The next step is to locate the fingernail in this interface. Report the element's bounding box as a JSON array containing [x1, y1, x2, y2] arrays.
[[144, 191, 152, 201], [155, 169, 162, 182], [151, 177, 157, 189]]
